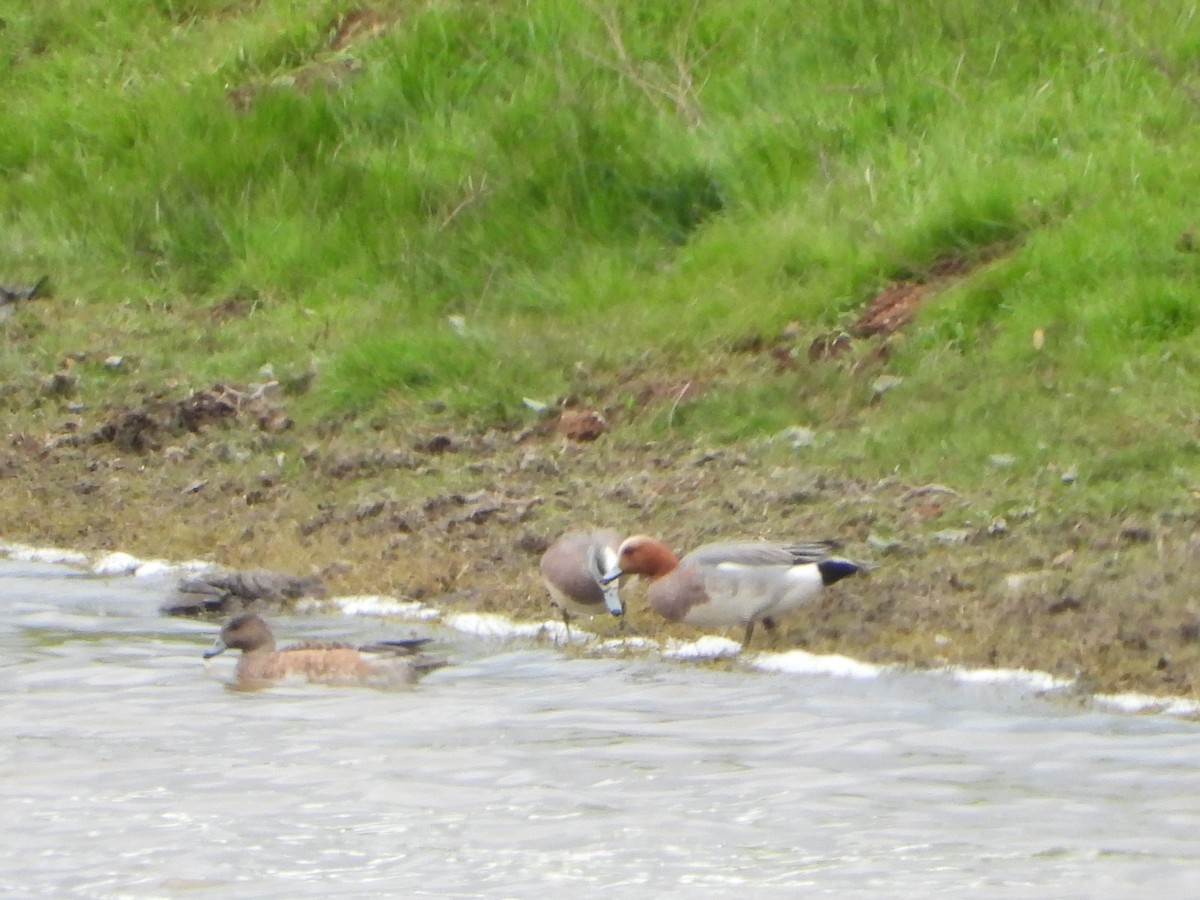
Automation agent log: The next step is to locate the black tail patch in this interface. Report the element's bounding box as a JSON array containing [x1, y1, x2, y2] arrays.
[[817, 558, 861, 586]]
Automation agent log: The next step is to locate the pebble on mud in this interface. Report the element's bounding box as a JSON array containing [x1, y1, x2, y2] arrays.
[[557, 408, 608, 442]]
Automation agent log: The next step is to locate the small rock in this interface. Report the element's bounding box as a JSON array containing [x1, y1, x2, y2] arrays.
[[353, 499, 386, 521], [899, 483, 960, 502], [522, 397, 550, 415], [775, 425, 816, 449], [44, 433, 84, 450], [1119, 524, 1153, 544], [987, 517, 1008, 536], [257, 410, 293, 433], [867, 533, 902, 553], [1046, 596, 1082, 615], [103, 355, 124, 369], [516, 532, 550, 555], [932, 528, 972, 545], [416, 434, 456, 454], [870, 374, 903, 397], [1004, 570, 1050, 593], [211, 443, 252, 464], [1061, 465, 1078, 485], [988, 453, 1017, 468], [518, 453, 559, 476], [281, 369, 316, 396], [1051, 549, 1075, 568], [557, 408, 608, 442], [248, 380, 280, 400], [42, 371, 78, 398]]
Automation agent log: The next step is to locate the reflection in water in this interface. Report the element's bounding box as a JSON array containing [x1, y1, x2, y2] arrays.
[[0, 557, 1197, 897]]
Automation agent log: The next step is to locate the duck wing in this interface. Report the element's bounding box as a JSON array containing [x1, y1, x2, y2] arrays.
[[685, 540, 840, 568], [359, 637, 435, 656]]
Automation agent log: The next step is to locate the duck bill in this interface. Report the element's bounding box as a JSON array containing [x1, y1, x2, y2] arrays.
[[203, 636, 228, 659], [600, 566, 622, 586], [602, 582, 624, 617]]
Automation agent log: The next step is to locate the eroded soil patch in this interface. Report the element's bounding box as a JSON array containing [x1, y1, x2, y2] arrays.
[[810, 242, 1018, 359]]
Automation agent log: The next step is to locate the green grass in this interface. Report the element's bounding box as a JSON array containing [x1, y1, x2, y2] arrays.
[[3, 0, 1200, 508]]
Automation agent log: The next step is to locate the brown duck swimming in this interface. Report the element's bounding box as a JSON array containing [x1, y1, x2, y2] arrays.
[[203, 613, 446, 687]]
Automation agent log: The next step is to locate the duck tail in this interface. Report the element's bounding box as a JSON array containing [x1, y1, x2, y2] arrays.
[[817, 558, 862, 586]]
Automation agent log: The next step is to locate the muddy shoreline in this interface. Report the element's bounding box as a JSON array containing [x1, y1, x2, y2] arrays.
[[4, 380, 1200, 700]]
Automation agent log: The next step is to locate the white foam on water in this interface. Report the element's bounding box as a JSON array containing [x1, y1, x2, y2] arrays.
[[662, 635, 742, 659], [936, 665, 1073, 693], [92, 552, 145, 576], [1094, 691, 1200, 716], [1, 544, 217, 578], [333, 595, 441, 619], [128, 559, 176, 578], [445, 612, 557, 640], [752, 648, 883, 680], [0, 542, 90, 566], [441, 613, 602, 646], [162, 559, 215, 575]]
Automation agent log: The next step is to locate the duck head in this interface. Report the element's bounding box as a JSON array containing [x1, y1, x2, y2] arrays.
[[204, 613, 276, 658], [602, 535, 681, 584]]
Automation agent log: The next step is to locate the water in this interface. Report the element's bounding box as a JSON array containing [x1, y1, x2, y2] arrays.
[[1, 556, 1198, 897]]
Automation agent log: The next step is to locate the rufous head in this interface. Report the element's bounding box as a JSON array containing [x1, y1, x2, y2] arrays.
[[602, 535, 680, 582]]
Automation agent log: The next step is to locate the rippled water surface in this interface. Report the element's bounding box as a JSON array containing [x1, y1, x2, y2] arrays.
[[2, 557, 1198, 897]]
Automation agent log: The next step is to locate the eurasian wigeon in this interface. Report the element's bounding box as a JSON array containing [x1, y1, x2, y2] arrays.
[[203, 613, 446, 687], [602, 536, 863, 647], [539, 530, 625, 637]]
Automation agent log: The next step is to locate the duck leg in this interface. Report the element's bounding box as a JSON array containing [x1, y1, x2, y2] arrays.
[[742, 619, 756, 648]]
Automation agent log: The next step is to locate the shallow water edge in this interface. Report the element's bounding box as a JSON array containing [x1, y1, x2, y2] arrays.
[[3, 538, 1196, 718]]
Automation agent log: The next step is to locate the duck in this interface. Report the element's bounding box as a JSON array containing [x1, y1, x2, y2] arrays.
[[202, 613, 446, 687], [539, 530, 624, 637], [602, 535, 863, 647]]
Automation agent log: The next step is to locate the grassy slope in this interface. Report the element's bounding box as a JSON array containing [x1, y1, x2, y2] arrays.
[[4, 3, 1200, 663], [5, 0, 1199, 509]]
